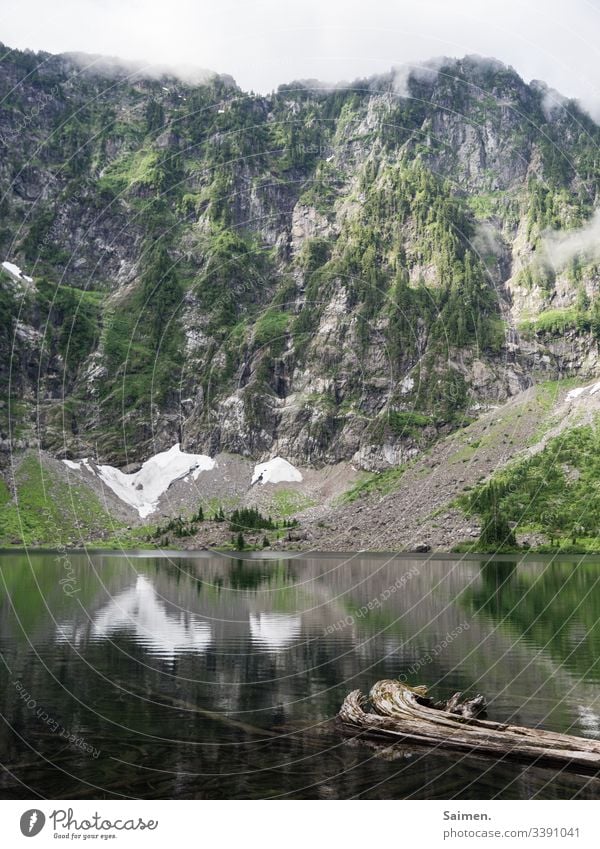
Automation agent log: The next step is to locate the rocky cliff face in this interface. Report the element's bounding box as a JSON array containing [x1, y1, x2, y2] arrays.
[[2, 48, 600, 470]]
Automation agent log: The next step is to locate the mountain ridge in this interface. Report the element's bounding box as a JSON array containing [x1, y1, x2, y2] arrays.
[[2, 41, 600, 548]]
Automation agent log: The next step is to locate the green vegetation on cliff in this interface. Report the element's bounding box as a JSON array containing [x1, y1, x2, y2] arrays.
[[461, 422, 600, 547]]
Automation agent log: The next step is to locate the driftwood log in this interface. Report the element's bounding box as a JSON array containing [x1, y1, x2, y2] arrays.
[[338, 680, 600, 772]]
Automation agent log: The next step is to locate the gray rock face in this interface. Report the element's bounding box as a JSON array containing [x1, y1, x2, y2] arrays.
[[1, 46, 599, 470]]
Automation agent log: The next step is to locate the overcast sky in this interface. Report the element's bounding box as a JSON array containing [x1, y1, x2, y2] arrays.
[[2, 0, 600, 114]]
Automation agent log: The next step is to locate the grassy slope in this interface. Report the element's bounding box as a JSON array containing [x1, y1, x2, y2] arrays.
[[0, 454, 151, 548], [458, 419, 600, 552]]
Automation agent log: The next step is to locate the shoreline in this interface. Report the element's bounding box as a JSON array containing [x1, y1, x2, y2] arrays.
[[3, 545, 600, 561]]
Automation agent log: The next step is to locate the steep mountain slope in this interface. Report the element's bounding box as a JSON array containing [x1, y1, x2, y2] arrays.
[[2, 45, 600, 545], [296, 377, 600, 552]]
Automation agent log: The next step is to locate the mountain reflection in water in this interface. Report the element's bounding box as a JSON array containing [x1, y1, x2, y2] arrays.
[[1, 550, 600, 800]]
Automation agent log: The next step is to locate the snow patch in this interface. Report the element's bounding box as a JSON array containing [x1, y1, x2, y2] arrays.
[[251, 457, 303, 486], [96, 444, 215, 517], [566, 380, 600, 401], [2, 260, 33, 284], [400, 375, 414, 395], [64, 444, 215, 517]]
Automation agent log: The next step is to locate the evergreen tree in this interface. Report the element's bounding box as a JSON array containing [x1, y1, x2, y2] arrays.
[[145, 100, 165, 133], [142, 242, 182, 344]]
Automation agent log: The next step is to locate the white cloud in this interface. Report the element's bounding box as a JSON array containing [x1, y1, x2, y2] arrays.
[[541, 209, 600, 270], [472, 222, 506, 259], [531, 80, 571, 121], [392, 57, 446, 97], [1, 0, 600, 118], [62, 50, 217, 86]]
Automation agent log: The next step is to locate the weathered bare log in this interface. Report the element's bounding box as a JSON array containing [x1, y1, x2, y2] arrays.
[[338, 680, 600, 772], [444, 691, 487, 718]]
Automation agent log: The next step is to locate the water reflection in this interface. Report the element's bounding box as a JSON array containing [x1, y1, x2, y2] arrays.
[[59, 574, 213, 659], [249, 613, 302, 651], [1, 551, 600, 800], [463, 558, 600, 680]]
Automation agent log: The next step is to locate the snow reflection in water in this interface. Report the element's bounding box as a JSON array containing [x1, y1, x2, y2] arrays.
[[249, 612, 302, 651], [58, 575, 212, 659]]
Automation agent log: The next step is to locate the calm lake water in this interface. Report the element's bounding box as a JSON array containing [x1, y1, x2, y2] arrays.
[[1, 549, 600, 799]]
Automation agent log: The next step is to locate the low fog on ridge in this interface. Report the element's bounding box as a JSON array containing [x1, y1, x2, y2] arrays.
[[2, 0, 600, 119]]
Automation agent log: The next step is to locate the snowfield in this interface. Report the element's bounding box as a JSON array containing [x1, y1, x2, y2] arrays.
[[1, 260, 33, 283], [566, 380, 600, 401], [64, 443, 215, 517], [62, 446, 304, 517], [96, 444, 215, 517], [251, 457, 303, 485]]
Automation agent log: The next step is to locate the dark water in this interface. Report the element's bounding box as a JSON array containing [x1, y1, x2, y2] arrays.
[[1, 549, 600, 799]]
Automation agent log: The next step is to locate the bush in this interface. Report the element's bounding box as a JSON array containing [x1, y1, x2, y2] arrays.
[[254, 310, 291, 352], [387, 410, 432, 436]]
